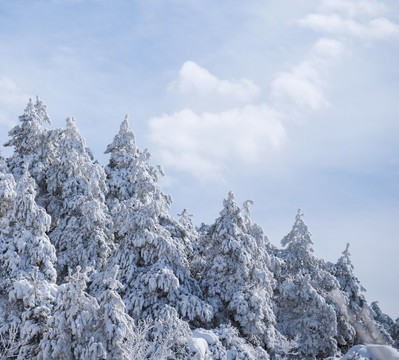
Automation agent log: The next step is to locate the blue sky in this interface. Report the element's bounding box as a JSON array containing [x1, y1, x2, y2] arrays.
[[0, 0, 398, 318]]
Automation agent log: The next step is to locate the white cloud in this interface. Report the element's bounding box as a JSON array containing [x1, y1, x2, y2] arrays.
[[169, 61, 260, 103], [299, 14, 399, 40], [299, 0, 399, 40], [148, 105, 285, 181], [271, 38, 344, 110]]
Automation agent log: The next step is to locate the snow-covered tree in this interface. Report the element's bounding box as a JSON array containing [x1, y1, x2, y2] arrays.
[[332, 244, 392, 347], [0, 152, 16, 223], [96, 119, 210, 326], [14, 267, 56, 360], [279, 209, 318, 276], [0, 167, 57, 358], [275, 274, 338, 359], [200, 192, 278, 350], [4, 97, 52, 198], [47, 118, 114, 279], [94, 265, 135, 360], [38, 267, 105, 360], [0, 167, 57, 286], [104, 115, 139, 212]]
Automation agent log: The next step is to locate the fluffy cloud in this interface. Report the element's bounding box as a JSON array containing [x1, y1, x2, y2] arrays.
[[148, 105, 285, 180], [271, 38, 344, 110], [169, 61, 260, 103], [299, 0, 399, 40]]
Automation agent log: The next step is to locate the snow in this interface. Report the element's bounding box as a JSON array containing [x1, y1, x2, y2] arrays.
[[188, 337, 208, 358], [192, 329, 219, 345], [341, 344, 399, 360]]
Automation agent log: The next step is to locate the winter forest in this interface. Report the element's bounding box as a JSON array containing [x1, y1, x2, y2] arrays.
[[0, 97, 398, 360]]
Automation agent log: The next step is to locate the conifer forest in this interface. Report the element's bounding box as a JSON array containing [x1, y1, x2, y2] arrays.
[[1, 98, 398, 360]]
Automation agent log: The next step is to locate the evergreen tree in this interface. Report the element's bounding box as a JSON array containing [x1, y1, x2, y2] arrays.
[[0, 167, 57, 358], [94, 266, 135, 360], [97, 119, 210, 326], [279, 209, 317, 275], [275, 274, 337, 359], [332, 243, 393, 347], [0, 167, 57, 286], [47, 118, 114, 280], [0, 152, 16, 223], [4, 97, 52, 198], [104, 115, 139, 212], [38, 267, 105, 360], [275, 210, 339, 358], [200, 192, 277, 350], [15, 268, 56, 360]]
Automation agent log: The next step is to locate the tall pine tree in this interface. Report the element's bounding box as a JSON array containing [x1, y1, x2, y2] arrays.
[[200, 192, 278, 351], [47, 118, 114, 280], [97, 118, 211, 327]]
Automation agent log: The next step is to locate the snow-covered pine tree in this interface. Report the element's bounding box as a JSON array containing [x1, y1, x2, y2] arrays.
[[275, 210, 338, 358], [0, 152, 15, 223], [279, 209, 318, 275], [200, 192, 277, 352], [332, 243, 393, 347], [4, 97, 52, 200], [370, 301, 395, 344], [97, 118, 210, 328], [0, 166, 57, 286], [15, 267, 56, 360], [275, 274, 337, 359], [94, 265, 136, 360], [38, 267, 105, 360], [47, 118, 114, 280], [104, 115, 139, 213], [0, 166, 57, 358]]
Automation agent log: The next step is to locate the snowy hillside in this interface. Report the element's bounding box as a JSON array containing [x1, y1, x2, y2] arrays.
[[0, 98, 398, 359]]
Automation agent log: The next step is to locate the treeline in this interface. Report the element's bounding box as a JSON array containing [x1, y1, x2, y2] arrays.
[[0, 98, 398, 360]]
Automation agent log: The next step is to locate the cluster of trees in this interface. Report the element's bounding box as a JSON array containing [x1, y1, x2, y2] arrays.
[[0, 98, 398, 360]]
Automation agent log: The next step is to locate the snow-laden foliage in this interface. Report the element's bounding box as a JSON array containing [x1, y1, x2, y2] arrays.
[[0, 167, 57, 285], [4, 98, 53, 200], [200, 192, 278, 351], [14, 268, 56, 360], [94, 265, 136, 360], [1, 99, 397, 359], [0, 152, 16, 223], [280, 209, 317, 274], [95, 118, 211, 326], [38, 267, 105, 360], [0, 165, 57, 359], [331, 244, 394, 348], [47, 118, 114, 280], [275, 274, 338, 359]]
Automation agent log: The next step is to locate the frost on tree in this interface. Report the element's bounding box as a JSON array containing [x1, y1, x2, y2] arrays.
[[47, 118, 114, 280], [0, 167, 57, 358], [4, 97, 53, 202], [0, 152, 16, 223], [98, 118, 211, 326], [332, 243, 393, 347], [0, 167, 57, 285], [94, 265, 136, 360], [275, 210, 340, 358], [275, 274, 338, 359], [38, 267, 105, 360], [279, 209, 318, 276], [200, 192, 278, 351]]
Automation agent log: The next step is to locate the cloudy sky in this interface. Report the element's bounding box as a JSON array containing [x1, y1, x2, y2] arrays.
[[0, 0, 398, 318]]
